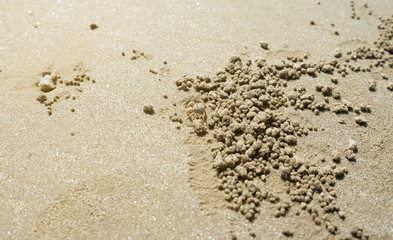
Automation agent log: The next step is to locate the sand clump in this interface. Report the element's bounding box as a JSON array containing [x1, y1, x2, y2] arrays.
[[376, 17, 393, 54], [143, 105, 155, 115], [89, 23, 99, 30], [172, 57, 346, 233], [170, 16, 393, 237], [260, 42, 269, 50], [173, 56, 352, 235]]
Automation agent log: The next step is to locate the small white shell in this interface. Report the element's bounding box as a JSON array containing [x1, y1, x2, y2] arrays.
[[39, 75, 56, 92], [193, 102, 206, 115]]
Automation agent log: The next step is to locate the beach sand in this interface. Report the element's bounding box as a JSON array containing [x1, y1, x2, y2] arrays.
[[0, 0, 392, 239]]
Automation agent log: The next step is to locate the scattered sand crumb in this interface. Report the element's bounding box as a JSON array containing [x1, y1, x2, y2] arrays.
[[260, 42, 269, 50], [143, 105, 155, 114], [90, 23, 99, 30]]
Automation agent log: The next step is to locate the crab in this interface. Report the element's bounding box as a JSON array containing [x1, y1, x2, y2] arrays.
[[186, 101, 207, 134]]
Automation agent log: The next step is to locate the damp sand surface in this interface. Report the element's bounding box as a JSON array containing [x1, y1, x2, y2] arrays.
[[0, 1, 393, 239]]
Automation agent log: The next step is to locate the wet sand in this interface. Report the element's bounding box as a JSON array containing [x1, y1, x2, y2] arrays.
[[0, 1, 392, 239]]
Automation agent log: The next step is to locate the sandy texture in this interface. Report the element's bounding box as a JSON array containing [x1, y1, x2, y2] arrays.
[[0, 0, 392, 239]]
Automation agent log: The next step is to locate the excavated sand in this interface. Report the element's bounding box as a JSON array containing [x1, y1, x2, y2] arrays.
[[0, 1, 392, 239]]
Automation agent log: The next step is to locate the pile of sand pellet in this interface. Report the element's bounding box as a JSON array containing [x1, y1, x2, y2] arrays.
[[170, 16, 393, 239]]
